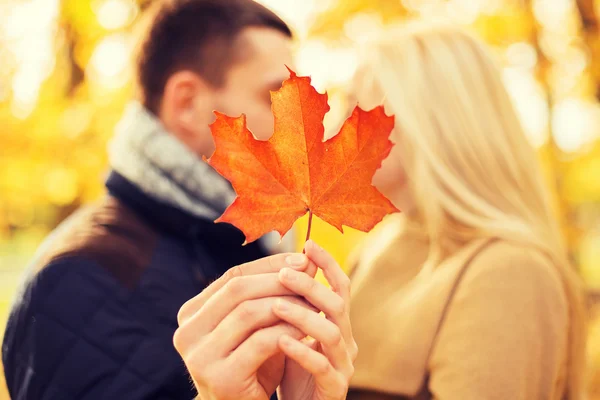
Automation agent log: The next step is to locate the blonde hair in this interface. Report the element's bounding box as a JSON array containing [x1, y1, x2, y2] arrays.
[[354, 21, 587, 399]]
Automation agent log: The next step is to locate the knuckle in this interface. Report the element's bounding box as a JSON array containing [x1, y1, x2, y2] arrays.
[[224, 265, 244, 282], [234, 263, 246, 277], [176, 306, 187, 327], [172, 328, 184, 352], [225, 276, 245, 297], [331, 296, 345, 318], [314, 355, 332, 376], [350, 340, 359, 362], [338, 274, 351, 293], [345, 364, 355, 381], [325, 325, 343, 347], [177, 300, 194, 326], [267, 254, 279, 271], [237, 301, 258, 323]]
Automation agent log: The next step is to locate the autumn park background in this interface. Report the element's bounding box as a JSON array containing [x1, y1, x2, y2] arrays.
[[1, 0, 600, 398]]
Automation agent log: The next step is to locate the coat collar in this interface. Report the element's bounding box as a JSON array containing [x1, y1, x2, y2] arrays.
[[105, 170, 247, 244]]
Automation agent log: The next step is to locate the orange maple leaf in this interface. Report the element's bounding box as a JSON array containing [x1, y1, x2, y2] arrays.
[[207, 69, 399, 244]]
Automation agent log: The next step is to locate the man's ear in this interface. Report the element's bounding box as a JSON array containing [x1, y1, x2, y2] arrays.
[[159, 70, 214, 139]]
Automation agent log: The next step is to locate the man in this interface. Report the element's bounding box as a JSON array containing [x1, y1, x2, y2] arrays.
[[2, 0, 306, 398]]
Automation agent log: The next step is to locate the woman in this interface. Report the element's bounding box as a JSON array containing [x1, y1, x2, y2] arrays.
[[347, 22, 587, 400]]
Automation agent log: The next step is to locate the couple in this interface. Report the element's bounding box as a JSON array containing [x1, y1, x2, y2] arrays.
[[2, 0, 586, 399]]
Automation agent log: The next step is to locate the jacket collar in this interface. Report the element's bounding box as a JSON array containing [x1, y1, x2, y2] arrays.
[[105, 170, 248, 245]]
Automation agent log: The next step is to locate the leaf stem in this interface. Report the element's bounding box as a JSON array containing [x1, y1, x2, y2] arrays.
[[304, 210, 313, 248]]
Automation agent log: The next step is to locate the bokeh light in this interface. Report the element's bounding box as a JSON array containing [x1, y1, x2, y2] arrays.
[[503, 67, 550, 147], [3, 0, 59, 119], [94, 0, 138, 30], [86, 33, 132, 90], [552, 98, 600, 153]]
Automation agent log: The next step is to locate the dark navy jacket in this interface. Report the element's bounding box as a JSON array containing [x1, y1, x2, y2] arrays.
[[2, 171, 269, 399]]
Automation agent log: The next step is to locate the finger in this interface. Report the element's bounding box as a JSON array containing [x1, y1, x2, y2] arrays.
[[273, 299, 352, 374], [209, 296, 318, 357], [225, 322, 306, 376], [278, 267, 353, 350], [178, 252, 309, 325], [278, 335, 349, 398], [302, 242, 359, 362], [304, 240, 351, 308], [175, 273, 296, 353]]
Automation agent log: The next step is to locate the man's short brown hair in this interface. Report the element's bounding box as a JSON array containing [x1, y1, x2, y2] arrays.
[[135, 0, 292, 114]]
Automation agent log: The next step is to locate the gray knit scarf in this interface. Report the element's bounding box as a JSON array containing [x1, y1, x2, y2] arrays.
[[109, 101, 234, 221], [108, 101, 293, 252]]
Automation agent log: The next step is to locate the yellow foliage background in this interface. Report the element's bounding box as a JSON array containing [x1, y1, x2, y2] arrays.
[[2, 0, 600, 398]]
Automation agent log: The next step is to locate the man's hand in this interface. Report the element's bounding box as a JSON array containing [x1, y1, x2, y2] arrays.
[[174, 252, 317, 400]]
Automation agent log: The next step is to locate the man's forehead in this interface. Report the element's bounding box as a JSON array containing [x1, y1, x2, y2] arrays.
[[239, 26, 292, 52], [229, 27, 293, 85]]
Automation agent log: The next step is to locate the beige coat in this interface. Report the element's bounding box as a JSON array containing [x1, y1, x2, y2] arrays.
[[347, 215, 569, 400]]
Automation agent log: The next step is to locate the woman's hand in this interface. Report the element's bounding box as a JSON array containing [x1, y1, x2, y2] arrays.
[[276, 240, 358, 400]]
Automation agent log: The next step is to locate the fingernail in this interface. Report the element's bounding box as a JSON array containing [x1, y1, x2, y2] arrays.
[[280, 268, 297, 281], [285, 254, 306, 268], [276, 299, 290, 312], [306, 240, 321, 252]]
